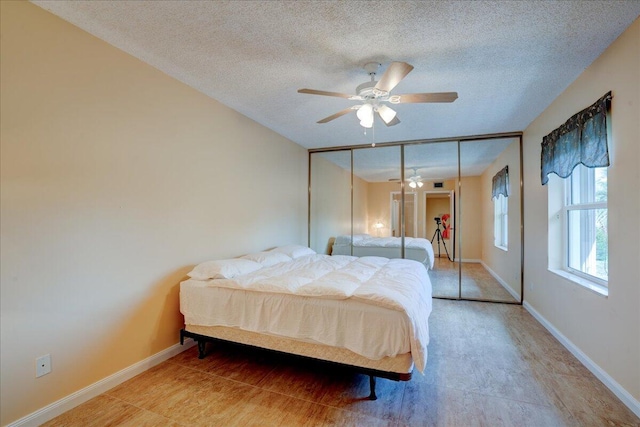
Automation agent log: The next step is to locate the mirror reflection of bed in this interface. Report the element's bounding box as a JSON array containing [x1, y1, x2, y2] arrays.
[[310, 136, 522, 304]]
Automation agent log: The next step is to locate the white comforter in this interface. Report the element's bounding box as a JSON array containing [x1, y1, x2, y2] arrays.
[[181, 254, 432, 372], [333, 234, 435, 269], [335, 234, 431, 251]]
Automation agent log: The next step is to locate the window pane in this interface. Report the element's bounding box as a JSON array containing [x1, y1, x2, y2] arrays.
[[595, 167, 608, 202], [502, 212, 508, 247], [570, 165, 607, 205], [494, 194, 508, 248], [567, 208, 608, 282], [569, 166, 583, 204]]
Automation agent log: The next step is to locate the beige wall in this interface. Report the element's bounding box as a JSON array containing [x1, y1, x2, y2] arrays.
[[310, 154, 369, 254], [523, 18, 639, 402], [310, 154, 350, 254], [458, 176, 482, 260], [480, 140, 522, 296], [366, 181, 401, 237], [0, 2, 307, 424], [353, 173, 369, 236]]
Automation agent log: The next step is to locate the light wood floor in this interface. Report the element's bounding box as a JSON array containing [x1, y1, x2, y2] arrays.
[[44, 299, 639, 426], [430, 257, 518, 302]]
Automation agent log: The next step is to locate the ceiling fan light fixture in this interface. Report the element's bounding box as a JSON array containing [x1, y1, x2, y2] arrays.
[[377, 104, 397, 123], [418, 181, 424, 188], [356, 103, 373, 121], [360, 118, 373, 128], [409, 181, 417, 189]]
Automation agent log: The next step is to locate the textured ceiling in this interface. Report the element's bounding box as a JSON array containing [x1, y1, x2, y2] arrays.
[[318, 137, 517, 182], [32, 1, 640, 150]]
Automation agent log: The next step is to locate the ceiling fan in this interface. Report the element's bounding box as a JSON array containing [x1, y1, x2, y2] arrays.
[[298, 62, 458, 128], [408, 171, 424, 188], [389, 168, 424, 188]]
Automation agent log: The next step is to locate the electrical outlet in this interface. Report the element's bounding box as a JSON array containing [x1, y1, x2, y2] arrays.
[[36, 354, 51, 378]]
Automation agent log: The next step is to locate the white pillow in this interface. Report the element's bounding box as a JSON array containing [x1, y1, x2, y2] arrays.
[[187, 258, 262, 280], [240, 251, 292, 267], [269, 244, 316, 259]]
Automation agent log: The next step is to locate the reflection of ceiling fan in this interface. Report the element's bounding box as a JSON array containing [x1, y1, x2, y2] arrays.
[[408, 173, 424, 188], [298, 62, 458, 128], [389, 168, 424, 188]]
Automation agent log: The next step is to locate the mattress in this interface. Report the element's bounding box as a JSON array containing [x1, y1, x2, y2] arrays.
[[180, 254, 432, 372], [332, 234, 435, 269], [185, 324, 414, 375]]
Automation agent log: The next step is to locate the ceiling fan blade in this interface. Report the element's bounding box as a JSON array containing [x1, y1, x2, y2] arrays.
[[393, 92, 458, 103], [375, 62, 414, 93], [317, 107, 355, 124], [298, 88, 354, 99]]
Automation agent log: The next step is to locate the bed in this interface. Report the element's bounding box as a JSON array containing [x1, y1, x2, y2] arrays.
[[331, 234, 435, 269], [179, 245, 432, 400]]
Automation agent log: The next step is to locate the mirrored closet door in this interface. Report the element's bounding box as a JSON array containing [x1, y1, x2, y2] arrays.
[[459, 138, 522, 302], [404, 141, 460, 299], [352, 145, 402, 258], [308, 134, 523, 304], [309, 150, 351, 255]]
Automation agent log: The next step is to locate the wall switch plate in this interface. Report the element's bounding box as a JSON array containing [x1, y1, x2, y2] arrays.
[[36, 354, 51, 378]]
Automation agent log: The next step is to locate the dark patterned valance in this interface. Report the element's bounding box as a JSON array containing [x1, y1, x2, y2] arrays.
[[541, 91, 611, 185], [492, 166, 509, 199]]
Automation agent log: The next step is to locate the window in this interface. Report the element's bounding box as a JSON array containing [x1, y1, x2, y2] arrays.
[[494, 194, 508, 249], [564, 165, 608, 285], [542, 92, 611, 295]]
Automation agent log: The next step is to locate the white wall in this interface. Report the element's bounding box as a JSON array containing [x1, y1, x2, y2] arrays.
[[523, 18, 639, 405], [0, 2, 308, 425]]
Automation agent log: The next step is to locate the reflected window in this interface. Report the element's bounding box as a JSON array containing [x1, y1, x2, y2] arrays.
[[494, 194, 508, 249]]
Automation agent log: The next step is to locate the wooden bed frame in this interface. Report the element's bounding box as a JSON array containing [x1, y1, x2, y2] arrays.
[[179, 327, 413, 400]]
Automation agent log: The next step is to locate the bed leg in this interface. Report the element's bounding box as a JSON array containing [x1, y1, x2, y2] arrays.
[[197, 340, 207, 359], [368, 375, 377, 400]]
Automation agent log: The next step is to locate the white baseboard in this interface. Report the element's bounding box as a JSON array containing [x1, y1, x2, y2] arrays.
[[523, 302, 640, 418], [7, 338, 195, 427], [480, 261, 520, 301]]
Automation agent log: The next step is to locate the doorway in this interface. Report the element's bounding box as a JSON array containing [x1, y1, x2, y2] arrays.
[[425, 191, 454, 260]]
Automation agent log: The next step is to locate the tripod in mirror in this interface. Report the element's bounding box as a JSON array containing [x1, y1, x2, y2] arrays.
[[430, 217, 452, 262]]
